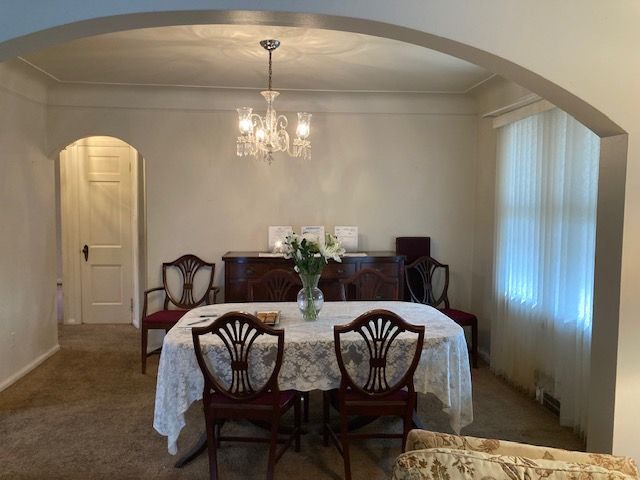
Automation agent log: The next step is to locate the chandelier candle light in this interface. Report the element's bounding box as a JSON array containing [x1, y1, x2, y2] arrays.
[[236, 39, 312, 164]]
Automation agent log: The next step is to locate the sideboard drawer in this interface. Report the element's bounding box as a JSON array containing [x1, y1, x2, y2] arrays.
[[323, 263, 356, 279], [359, 261, 400, 276], [226, 263, 276, 279]]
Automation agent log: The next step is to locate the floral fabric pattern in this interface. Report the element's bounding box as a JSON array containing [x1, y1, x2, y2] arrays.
[[393, 448, 637, 480], [394, 430, 639, 480]]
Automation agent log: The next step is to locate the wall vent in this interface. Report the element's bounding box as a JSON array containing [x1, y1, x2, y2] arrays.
[[542, 392, 561, 417]]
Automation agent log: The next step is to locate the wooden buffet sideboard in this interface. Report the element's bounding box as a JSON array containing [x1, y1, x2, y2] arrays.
[[222, 251, 405, 302]]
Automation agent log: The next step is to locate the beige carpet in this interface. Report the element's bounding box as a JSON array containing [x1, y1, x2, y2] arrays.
[[0, 324, 584, 480]]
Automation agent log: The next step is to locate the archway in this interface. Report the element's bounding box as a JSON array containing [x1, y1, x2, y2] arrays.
[[55, 136, 146, 328], [0, 6, 626, 137]]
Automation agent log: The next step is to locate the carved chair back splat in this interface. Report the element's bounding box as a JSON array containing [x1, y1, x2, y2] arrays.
[[162, 254, 216, 309], [248, 269, 302, 303], [339, 267, 400, 301], [404, 256, 449, 307], [192, 312, 284, 402]]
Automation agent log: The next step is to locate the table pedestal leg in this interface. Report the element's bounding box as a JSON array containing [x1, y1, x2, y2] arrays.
[[174, 431, 208, 468], [411, 410, 426, 430]]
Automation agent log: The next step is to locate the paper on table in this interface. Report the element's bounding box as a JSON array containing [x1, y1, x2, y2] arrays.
[[181, 319, 216, 330], [301, 226, 325, 243], [334, 226, 358, 252]]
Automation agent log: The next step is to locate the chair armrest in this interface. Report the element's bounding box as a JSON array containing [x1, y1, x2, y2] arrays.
[[207, 286, 221, 305], [142, 286, 165, 318], [143, 286, 165, 295], [405, 430, 639, 477]]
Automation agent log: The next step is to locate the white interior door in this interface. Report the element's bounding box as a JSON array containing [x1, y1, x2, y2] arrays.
[[78, 144, 134, 324]]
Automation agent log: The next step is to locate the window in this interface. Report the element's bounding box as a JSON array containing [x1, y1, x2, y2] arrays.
[[491, 107, 599, 435]]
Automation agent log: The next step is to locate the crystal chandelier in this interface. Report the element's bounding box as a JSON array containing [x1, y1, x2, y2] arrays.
[[236, 39, 312, 164]]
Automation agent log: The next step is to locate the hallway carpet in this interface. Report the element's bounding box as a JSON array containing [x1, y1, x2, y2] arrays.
[[0, 324, 584, 479]]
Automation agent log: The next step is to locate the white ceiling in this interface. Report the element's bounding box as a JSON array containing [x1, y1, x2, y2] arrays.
[[22, 25, 492, 93]]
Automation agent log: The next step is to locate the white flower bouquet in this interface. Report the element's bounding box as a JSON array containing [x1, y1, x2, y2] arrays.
[[282, 232, 345, 275]]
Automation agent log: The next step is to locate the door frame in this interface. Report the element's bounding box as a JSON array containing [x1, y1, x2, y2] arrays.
[[60, 136, 143, 327]]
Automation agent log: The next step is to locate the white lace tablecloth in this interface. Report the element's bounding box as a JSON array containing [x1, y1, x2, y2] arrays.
[[153, 301, 473, 454]]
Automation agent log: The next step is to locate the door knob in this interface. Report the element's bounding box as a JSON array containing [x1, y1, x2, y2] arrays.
[[82, 244, 89, 262]]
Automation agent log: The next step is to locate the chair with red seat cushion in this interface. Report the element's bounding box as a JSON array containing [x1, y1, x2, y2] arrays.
[[141, 254, 219, 374], [192, 311, 301, 480], [323, 309, 424, 480], [404, 255, 478, 368]]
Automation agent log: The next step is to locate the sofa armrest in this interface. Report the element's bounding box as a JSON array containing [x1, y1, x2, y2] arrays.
[[407, 429, 499, 454], [392, 448, 637, 480], [406, 430, 638, 477]]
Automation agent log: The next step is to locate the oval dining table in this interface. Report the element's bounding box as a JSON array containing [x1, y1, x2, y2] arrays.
[[153, 301, 473, 460]]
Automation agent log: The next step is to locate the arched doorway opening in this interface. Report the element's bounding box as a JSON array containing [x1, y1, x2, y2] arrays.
[[0, 4, 630, 455], [56, 135, 146, 328]]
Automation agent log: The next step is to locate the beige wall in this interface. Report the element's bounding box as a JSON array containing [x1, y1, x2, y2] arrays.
[[0, 61, 58, 390], [46, 83, 478, 307]]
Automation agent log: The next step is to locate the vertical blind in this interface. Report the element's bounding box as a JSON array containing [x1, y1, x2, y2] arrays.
[[491, 108, 599, 435]]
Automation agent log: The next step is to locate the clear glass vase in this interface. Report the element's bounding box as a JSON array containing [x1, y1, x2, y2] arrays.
[[297, 273, 324, 321]]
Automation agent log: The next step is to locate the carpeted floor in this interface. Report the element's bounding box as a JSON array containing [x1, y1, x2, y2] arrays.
[[0, 324, 584, 480]]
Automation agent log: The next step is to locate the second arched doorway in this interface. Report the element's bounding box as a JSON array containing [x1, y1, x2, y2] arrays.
[[57, 135, 146, 328]]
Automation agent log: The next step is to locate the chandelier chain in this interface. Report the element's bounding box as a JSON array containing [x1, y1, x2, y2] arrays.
[[268, 49, 272, 91]]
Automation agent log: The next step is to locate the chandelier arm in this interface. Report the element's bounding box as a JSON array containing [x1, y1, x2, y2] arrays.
[[276, 114, 288, 129], [284, 142, 296, 157], [279, 129, 292, 154], [251, 113, 265, 130]]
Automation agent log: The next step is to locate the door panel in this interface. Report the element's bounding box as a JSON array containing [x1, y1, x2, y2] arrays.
[[79, 145, 133, 324]]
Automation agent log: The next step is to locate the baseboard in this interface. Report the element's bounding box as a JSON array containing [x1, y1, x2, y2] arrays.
[[479, 349, 490, 365], [0, 344, 61, 392]]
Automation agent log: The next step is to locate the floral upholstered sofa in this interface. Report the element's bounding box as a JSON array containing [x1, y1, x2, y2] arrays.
[[392, 430, 639, 480]]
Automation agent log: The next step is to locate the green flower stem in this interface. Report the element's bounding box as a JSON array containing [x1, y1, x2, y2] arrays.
[[299, 273, 321, 321]]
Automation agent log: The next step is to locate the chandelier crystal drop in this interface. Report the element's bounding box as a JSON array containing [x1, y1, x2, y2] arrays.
[[236, 39, 312, 164]]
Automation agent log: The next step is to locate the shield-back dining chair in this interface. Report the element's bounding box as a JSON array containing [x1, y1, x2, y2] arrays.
[[141, 254, 219, 374], [323, 309, 425, 480], [339, 267, 400, 301], [248, 269, 302, 302], [404, 255, 478, 368], [192, 311, 301, 480]]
